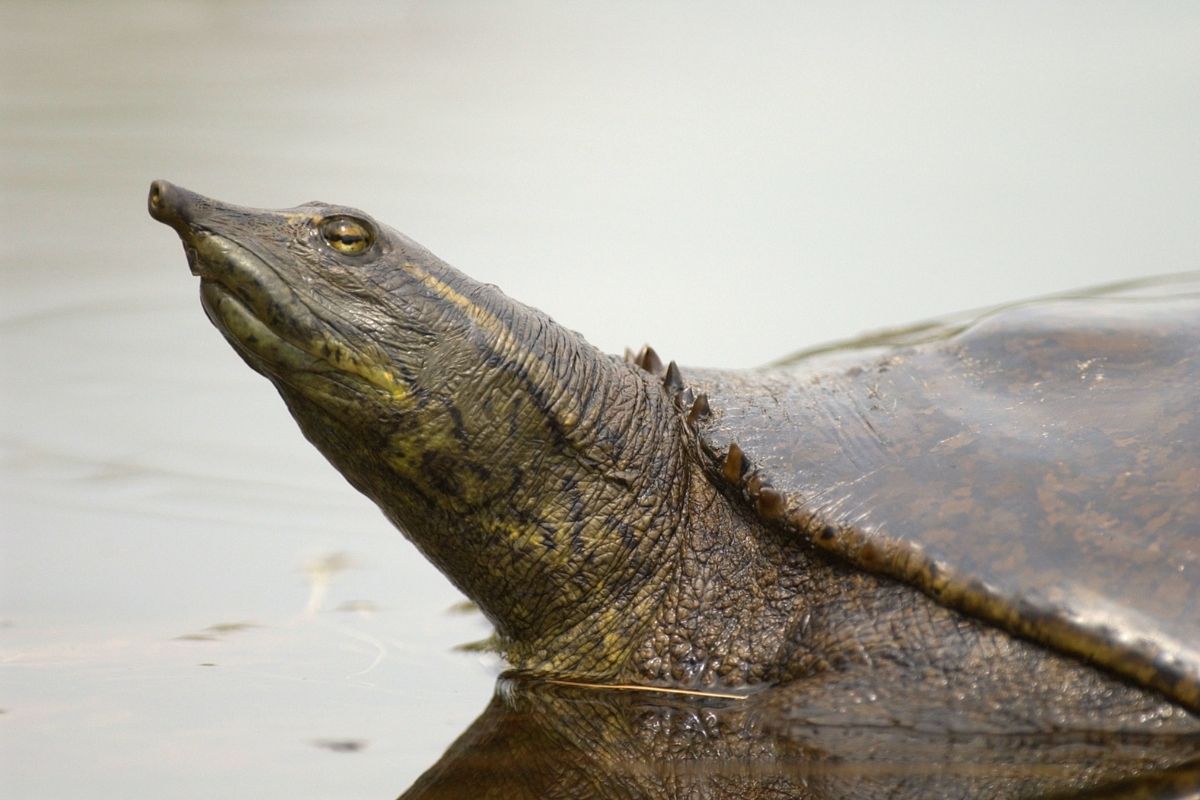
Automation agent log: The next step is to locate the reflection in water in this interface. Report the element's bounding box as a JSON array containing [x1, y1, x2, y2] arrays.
[[300, 551, 358, 617], [402, 676, 1200, 800]]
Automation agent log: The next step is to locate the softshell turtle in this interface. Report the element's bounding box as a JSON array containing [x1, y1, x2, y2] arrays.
[[148, 181, 1200, 733]]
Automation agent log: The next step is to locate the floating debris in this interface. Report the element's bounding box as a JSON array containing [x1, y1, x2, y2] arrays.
[[173, 621, 259, 642], [312, 739, 367, 753], [334, 599, 379, 615]]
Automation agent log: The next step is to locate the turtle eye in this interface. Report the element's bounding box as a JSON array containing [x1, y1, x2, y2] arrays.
[[320, 216, 373, 255]]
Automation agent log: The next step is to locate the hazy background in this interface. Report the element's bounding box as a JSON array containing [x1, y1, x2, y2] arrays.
[[2, 2, 1198, 797]]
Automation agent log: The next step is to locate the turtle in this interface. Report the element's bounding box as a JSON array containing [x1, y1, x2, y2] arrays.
[[148, 180, 1200, 734]]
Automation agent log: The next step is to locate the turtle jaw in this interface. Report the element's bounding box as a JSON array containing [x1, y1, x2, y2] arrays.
[[150, 181, 410, 401], [198, 277, 327, 379], [189, 231, 410, 406], [186, 229, 330, 380]]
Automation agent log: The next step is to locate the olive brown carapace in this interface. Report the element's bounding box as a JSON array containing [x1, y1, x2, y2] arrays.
[[148, 180, 1200, 734]]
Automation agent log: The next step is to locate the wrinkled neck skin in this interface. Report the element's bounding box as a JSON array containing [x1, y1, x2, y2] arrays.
[[287, 270, 1200, 730], [275, 267, 794, 682]]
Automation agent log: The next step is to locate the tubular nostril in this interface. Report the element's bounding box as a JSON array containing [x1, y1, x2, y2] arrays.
[[147, 180, 210, 235], [148, 179, 182, 225], [148, 180, 170, 221]]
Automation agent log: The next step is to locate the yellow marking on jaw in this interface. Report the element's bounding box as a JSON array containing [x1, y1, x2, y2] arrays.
[[326, 342, 409, 402], [379, 372, 408, 401]]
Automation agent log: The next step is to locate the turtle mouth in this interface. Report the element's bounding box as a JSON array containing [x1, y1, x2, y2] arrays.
[[191, 232, 330, 376], [189, 232, 405, 397], [200, 279, 329, 378]]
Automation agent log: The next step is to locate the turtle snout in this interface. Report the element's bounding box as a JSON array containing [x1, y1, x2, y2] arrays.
[[150, 180, 216, 275], [148, 179, 208, 236]]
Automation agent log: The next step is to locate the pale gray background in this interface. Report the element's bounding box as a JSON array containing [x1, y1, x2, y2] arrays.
[[2, 2, 1198, 797]]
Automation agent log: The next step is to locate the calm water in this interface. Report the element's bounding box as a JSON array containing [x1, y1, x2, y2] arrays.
[[3, 2, 1199, 797]]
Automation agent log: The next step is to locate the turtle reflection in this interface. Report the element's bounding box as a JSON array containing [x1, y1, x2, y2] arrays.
[[401, 676, 1200, 800]]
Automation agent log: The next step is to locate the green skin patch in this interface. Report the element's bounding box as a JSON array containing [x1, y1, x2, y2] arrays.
[[149, 180, 1200, 734]]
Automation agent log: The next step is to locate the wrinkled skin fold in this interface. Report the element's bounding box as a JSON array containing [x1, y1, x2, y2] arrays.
[[149, 182, 1200, 787]]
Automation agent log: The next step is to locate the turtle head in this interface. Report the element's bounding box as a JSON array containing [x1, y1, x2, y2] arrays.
[[148, 180, 452, 405], [150, 181, 686, 674]]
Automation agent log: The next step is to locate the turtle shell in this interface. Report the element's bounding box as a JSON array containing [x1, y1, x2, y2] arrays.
[[687, 275, 1200, 711]]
